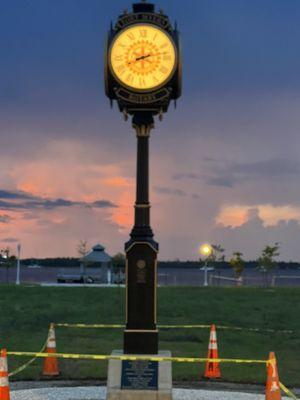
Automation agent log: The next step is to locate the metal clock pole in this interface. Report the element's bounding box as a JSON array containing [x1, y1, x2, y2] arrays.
[[123, 112, 159, 354], [105, 1, 181, 356]]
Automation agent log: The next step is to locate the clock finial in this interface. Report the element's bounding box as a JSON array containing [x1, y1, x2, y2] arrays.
[[133, 1, 154, 13]]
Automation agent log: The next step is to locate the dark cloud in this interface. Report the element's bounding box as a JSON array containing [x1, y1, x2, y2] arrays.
[[92, 200, 117, 208], [208, 158, 300, 188], [231, 159, 300, 176], [0, 201, 25, 210], [206, 175, 236, 188], [174, 159, 300, 189], [1, 237, 19, 243], [0, 190, 34, 200], [0, 214, 12, 224], [154, 186, 187, 197], [0, 190, 117, 211]]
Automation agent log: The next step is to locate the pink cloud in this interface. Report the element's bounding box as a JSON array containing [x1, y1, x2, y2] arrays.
[[216, 204, 300, 228]]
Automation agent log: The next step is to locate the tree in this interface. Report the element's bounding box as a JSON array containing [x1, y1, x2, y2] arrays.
[[257, 242, 280, 275], [229, 252, 245, 284], [257, 243, 280, 273], [257, 243, 280, 287], [112, 253, 126, 284], [0, 247, 16, 283], [77, 240, 89, 258], [112, 253, 126, 273], [211, 244, 226, 263], [200, 244, 225, 267], [77, 240, 89, 277]]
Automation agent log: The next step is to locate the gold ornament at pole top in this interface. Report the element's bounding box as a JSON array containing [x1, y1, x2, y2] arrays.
[[133, 123, 154, 137]]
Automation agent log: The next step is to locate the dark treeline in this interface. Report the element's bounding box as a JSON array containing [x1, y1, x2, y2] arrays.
[[22, 258, 80, 267], [20, 258, 300, 270], [159, 261, 300, 270]]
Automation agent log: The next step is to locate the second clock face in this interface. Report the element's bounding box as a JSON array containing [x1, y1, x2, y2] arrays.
[[109, 24, 177, 91]]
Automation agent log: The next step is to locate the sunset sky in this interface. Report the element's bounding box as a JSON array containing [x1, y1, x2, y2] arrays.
[[1, 0, 300, 260]]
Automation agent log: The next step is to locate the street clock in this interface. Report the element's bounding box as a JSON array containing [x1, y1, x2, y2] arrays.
[[105, 1, 182, 118], [104, 1, 182, 356]]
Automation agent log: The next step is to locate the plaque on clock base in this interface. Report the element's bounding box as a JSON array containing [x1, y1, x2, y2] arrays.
[[106, 350, 172, 400]]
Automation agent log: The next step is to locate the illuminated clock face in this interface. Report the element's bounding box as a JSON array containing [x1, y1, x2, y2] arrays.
[[109, 24, 177, 91]]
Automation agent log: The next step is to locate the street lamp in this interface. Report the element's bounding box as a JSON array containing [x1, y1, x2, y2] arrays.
[[199, 244, 212, 287], [16, 243, 21, 285]]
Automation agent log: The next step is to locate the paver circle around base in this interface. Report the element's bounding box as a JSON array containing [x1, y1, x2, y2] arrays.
[[10, 386, 275, 400]]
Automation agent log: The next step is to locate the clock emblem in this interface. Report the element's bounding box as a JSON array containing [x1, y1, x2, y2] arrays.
[[109, 24, 177, 91]]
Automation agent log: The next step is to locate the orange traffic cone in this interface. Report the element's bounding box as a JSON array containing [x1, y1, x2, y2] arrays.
[[204, 324, 221, 379], [43, 323, 59, 376], [0, 349, 10, 400], [266, 352, 281, 400]]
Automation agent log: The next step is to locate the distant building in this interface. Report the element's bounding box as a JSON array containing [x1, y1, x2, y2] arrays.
[[80, 244, 112, 283]]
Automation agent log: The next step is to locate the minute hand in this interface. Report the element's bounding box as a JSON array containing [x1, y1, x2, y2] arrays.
[[135, 52, 169, 62]]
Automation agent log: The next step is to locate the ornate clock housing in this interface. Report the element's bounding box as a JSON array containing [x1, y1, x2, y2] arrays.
[[109, 24, 177, 92], [105, 2, 182, 117]]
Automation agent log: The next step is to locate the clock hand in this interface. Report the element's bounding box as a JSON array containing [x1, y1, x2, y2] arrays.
[[136, 51, 169, 61], [135, 52, 169, 62], [136, 54, 151, 61], [127, 54, 151, 65], [128, 51, 169, 65]]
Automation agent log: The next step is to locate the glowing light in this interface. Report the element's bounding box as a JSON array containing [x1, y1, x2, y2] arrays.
[[199, 244, 212, 257]]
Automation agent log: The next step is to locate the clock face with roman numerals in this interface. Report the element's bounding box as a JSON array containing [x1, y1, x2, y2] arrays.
[[109, 24, 177, 91]]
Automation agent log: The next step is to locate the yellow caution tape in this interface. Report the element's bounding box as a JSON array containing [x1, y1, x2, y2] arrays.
[[56, 323, 124, 329], [6, 351, 267, 364], [7, 349, 298, 398], [8, 339, 48, 377], [159, 324, 211, 329], [217, 325, 294, 334], [280, 382, 299, 400], [54, 322, 294, 333]]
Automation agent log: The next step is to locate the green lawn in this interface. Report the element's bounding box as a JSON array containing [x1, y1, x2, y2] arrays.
[[0, 285, 299, 386]]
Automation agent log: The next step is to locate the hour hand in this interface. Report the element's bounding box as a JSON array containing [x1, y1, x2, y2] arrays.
[[135, 54, 151, 62], [128, 54, 151, 65]]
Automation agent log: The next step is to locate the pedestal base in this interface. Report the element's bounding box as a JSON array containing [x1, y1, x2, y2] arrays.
[[106, 350, 172, 400]]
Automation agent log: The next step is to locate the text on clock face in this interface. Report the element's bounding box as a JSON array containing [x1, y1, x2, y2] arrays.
[[110, 24, 176, 91]]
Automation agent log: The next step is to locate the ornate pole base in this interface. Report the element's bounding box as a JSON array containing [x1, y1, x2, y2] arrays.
[[124, 240, 158, 354]]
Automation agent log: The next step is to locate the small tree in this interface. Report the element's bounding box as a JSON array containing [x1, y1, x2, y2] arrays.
[[112, 253, 126, 283], [77, 240, 89, 258], [258, 243, 280, 273], [211, 244, 225, 263], [229, 252, 245, 285], [77, 240, 89, 277], [0, 247, 16, 283], [257, 243, 280, 286]]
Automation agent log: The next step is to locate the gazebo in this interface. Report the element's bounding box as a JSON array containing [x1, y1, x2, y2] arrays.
[[80, 244, 112, 283]]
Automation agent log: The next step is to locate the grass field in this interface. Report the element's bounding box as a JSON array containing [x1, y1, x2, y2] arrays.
[[0, 285, 299, 386]]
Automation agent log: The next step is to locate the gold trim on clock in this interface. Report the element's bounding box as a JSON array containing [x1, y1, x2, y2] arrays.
[[109, 23, 177, 92]]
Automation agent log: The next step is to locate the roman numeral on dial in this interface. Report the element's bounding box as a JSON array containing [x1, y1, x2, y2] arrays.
[[127, 32, 135, 41], [139, 29, 147, 38]]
